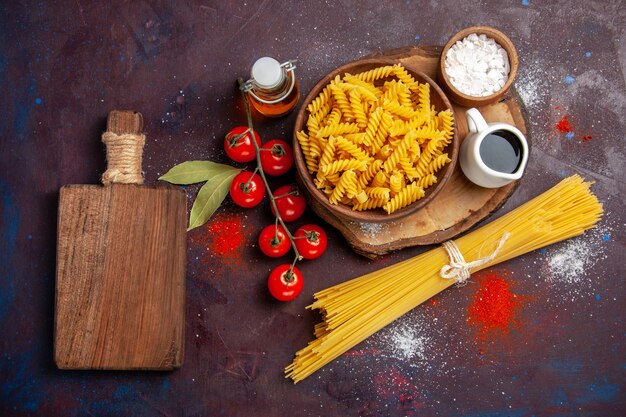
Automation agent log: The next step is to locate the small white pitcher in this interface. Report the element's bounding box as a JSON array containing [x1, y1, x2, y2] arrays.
[[459, 108, 529, 188]]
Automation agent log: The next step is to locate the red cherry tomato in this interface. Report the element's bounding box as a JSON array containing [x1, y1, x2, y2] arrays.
[[294, 224, 328, 259], [268, 264, 303, 301], [258, 224, 291, 258], [270, 184, 306, 222], [224, 126, 261, 163], [229, 171, 265, 208], [260, 139, 294, 176]]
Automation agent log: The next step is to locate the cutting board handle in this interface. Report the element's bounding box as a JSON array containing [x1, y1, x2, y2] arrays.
[[101, 110, 145, 185]]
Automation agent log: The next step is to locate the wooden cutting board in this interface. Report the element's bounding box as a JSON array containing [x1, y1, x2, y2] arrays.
[[55, 111, 187, 370], [307, 46, 529, 258]]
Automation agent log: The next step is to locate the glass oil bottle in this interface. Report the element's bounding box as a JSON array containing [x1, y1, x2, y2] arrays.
[[241, 57, 299, 118]]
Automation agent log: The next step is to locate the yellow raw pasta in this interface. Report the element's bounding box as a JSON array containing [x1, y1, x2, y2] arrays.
[[329, 170, 357, 204], [352, 197, 387, 211], [357, 159, 383, 189], [365, 187, 391, 200], [383, 183, 425, 214], [427, 154, 452, 174], [382, 134, 414, 173], [321, 159, 367, 176], [295, 64, 454, 213], [349, 89, 368, 128], [335, 136, 371, 162], [389, 172, 405, 195], [295, 131, 318, 174], [417, 83, 431, 116], [416, 173, 437, 189], [306, 84, 332, 114], [355, 65, 395, 82], [286, 176, 603, 383], [317, 123, 361, 138]]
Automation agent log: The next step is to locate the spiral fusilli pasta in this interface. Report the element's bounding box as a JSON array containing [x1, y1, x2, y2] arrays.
[[295, 64, 454, 212], [383, 184, 425, 214]]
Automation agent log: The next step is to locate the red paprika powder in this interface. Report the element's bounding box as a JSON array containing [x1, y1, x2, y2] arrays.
[[467, 271, 522, 339], [555, 115, 572, 133]]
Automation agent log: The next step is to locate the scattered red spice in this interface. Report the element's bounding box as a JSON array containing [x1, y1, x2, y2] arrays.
[[467, 271, 522, 339], [555, 115, 572, 133], [191, 211, 248, 267], [373, 367, 419, 398], [207, 213, 244, 256], [582, 134, 592, 142]]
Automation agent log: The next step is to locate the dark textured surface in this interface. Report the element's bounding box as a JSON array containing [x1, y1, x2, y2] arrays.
[[1, 1, 625, 416]]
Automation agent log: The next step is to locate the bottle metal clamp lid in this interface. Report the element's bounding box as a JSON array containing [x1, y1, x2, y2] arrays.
[[242, 58, 297, 105]]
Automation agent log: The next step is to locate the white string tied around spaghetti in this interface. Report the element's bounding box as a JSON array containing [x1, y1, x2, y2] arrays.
[[439, 232, 511, 285]]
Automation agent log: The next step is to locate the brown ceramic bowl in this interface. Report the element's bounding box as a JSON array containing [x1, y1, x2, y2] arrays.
[[293, 58, 459, 223], [437, 26, 519, 107]]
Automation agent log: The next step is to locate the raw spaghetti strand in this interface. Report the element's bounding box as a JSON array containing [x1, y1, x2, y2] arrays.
[[286, 175, 603, 383]]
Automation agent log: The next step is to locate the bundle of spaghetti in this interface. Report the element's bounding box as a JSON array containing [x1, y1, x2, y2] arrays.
[[286, 175, 603, 382]]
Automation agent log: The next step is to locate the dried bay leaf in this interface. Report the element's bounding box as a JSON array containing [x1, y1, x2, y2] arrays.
[[187, 168, 240, 231], [159, 161, 239, 185]]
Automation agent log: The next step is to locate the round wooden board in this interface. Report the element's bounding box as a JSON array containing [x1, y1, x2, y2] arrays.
[[306, 45, 530, 258]]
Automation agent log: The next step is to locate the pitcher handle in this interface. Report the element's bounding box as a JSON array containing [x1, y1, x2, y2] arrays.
[[466, 108, 489, 133]]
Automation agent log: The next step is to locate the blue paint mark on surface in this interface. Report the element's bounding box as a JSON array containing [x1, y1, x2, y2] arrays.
[[90, 383, 142, 415], [565, 75, 575, 84], [538, 248, 547, 254], [0, 180, 19, 322], [0, 53, 7, 87], [550, 359, 584, 375], [522, 0, 529, 5], [0, 347, 43, 412], [461, 408, 529, 417], [161, 379, 171, 392], [551, 388, 570, 406], [34, 97, 42, 104], [566, 132, 575, 141], [120, 53, 125, 61], [585, 51, 592, 58], [13, 77, 37, 141], [576, 377, 620, 404], [602, 233, 610, 241], [113, 384, 135, 400], [595, 293, 601, 301], [414, 34, 420, 42], [406, 0, 410, 5], [559, 169, 568, 177]]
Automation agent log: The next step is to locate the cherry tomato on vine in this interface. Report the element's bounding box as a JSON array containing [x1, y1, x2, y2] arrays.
[[270, 184, 306, 222], [294, 224, 328, 259], [258, 224, 291, 258], [260, 139, 294, 176], [224, 126, 261, 163], [268, 264, 303, 301], [229, 171, 265, 208]]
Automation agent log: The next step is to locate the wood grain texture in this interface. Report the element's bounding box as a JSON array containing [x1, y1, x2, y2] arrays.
[[54, 111, 187, 370], [299, 46, 529, 258]]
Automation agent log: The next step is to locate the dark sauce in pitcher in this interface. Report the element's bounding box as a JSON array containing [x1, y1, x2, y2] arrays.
[[479, 130, 523, 174]]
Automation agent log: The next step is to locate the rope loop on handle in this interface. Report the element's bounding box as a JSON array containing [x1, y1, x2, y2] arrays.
[[439, 232, 511, 285], [101, 132, 145, 185]]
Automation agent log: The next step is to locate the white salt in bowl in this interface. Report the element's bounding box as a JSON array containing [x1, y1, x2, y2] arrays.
[[437, 26, 519, 107]]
